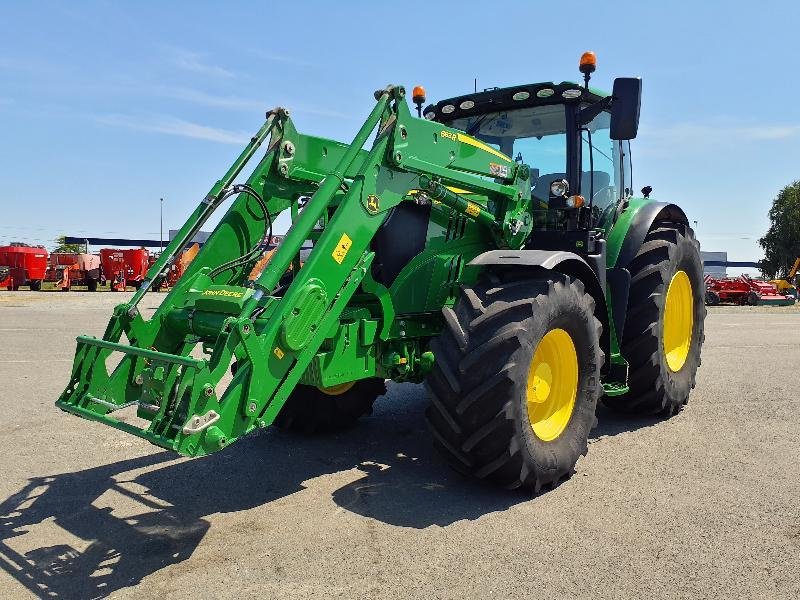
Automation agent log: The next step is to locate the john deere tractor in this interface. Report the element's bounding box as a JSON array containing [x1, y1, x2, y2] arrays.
[[57, 53, 705, 491]]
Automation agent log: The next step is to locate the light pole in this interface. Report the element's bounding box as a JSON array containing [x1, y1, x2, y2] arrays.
[[160, 197, 164, 253]]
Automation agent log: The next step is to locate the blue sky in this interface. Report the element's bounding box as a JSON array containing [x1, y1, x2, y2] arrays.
[[1, 1, 799, 267]]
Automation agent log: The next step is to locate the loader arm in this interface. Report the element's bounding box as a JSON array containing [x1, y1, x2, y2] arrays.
[[56, 85, 533, 457]]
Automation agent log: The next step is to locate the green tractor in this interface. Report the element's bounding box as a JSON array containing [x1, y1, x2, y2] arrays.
[[57, 54, 705, 491]]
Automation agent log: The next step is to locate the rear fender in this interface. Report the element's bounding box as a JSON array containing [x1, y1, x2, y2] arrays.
[[469, 250, 610, 372]]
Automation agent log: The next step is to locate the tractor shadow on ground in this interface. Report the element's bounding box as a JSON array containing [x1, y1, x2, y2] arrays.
[[0, 384, 660, 599]]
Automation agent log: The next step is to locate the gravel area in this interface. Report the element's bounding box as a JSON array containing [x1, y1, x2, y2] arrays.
[[1, 292, 798, 599]]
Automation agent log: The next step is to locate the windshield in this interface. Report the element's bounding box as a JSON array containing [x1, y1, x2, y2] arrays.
[[449, 105, 567, 205]]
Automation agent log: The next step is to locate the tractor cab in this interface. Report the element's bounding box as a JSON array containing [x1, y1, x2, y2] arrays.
[[424, 68, 641, 253]]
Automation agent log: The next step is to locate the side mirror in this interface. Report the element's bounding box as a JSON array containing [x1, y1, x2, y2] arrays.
[[610, 77, 642, 140]]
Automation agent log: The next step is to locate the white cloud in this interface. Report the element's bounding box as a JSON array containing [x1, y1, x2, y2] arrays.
[[641, 122, 800, 144], [169, 48, 235, 79], [150, 85, 354, 120], [95, 114, 250, 144], [248, 49, 315, 68], [153, 86, 263, 111]]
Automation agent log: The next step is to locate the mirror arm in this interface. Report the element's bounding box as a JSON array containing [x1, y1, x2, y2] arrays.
[[578, 96, 613, 126]]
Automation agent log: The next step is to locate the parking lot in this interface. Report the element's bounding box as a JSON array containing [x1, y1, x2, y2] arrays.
[[1, 292, 798, 599]]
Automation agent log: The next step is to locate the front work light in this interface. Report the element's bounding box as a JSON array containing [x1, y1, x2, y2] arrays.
[[550, 179, 569, 197]]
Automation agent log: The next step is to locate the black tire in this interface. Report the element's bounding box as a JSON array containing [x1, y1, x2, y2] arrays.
[[273, 378, 387, 433], [87, 278, 98, 292], [425, 273, 603, 492], [705, 289, 720, 306], [604, 222, 705, 416], [747, 291, 759, 306], [29, 280, 42, 291]]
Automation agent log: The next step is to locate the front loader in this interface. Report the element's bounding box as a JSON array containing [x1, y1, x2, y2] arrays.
[[57, 54, 705, 491]]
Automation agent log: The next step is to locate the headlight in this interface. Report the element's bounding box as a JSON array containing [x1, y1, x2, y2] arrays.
[[550, 179, 569, 197]]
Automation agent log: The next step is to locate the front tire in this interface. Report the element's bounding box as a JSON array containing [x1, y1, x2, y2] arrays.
[[273, 378, 387, 433], [29, 280, 42, 291], [604, 222, 705, 416], [426, 273, 603, 492]]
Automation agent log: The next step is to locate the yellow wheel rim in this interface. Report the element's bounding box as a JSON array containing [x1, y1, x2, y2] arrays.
[[317, 381, 356, 396], [663, 270, 694, 372], [526, 328, 578, 442]]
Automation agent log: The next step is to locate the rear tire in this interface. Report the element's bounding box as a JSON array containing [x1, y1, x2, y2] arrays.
[[29, 280, 42, 291], [603, 222, 705, 416], [87, 278, 98, 292], [705, 290, 720, 306], [274, 378, 386, 433], [426, 273, 603, 492]]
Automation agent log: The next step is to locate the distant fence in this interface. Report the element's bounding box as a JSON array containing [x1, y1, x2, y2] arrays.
[[702, 261, 760, 269]]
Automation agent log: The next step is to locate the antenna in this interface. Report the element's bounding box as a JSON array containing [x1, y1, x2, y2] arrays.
[[474, 78, 477, 93]]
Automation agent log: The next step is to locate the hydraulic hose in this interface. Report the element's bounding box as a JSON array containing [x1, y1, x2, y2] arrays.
[[208, 184, 273, 280]]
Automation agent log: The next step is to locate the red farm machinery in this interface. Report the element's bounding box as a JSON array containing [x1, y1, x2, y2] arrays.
[[45, 253, 103, 291], [0, 244, 48, 290], [100, 248, 150, 291], [704, 274, 795, 306]]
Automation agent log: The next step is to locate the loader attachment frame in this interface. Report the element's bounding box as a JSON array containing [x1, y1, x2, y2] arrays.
[[57, 85, 534, 457]]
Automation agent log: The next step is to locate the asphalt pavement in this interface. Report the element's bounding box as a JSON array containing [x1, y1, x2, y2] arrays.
[[0, 292, 798, 599]]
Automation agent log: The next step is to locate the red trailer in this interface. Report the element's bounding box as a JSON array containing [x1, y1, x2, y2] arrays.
[[149, 243, 200, 291], [100, 248, 150, 291], [0, 244, 48, 290], [705, 274, 794, 306], [45, 253, 102, 291]]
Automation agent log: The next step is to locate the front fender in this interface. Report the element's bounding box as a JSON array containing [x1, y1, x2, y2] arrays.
[[468, 249, 610, 372]]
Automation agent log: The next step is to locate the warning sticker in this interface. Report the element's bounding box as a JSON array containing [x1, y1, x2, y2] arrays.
[[332, 233, 353, 264], [465, 202, 481, 218], [273, 346, 285, 359], [489, 162, 510, 178]]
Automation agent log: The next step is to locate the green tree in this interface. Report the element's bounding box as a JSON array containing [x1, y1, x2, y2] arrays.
[[759, 180, 800, 279], [52, 235, 84, 254]]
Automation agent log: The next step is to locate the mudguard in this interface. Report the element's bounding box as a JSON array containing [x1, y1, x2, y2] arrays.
[[606, 201, 689, 341], [469, 249, 610, 368]]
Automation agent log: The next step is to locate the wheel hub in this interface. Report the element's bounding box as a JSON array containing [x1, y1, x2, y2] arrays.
[[526, 328, 578, 442], [663, 270, 694, 372], [317, 381, 356, 396]]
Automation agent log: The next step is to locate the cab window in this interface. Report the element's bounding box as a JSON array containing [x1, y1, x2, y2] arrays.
[[449, 105, 567, 206], [581, 110, 627, 226]]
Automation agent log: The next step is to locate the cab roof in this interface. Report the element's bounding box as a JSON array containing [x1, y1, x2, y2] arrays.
[[425, 81, 609, 124]]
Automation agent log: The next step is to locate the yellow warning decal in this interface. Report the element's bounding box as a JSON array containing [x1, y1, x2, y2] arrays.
[[465, 202, 481, 218], [273, 346, 285, 359], [332, 233, 352, 264]]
